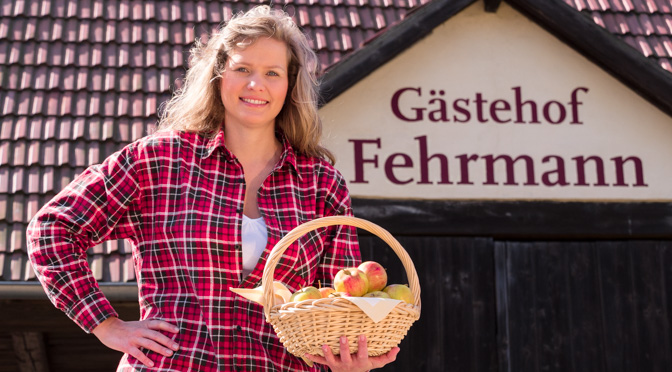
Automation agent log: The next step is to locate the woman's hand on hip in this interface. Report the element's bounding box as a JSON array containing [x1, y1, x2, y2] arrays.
[[91, 317, 180, 368], [304, 334, 400, 372]]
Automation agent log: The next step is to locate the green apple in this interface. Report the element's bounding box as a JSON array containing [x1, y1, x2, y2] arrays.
[[363, 291, 391, 299], [289, 286, 322, 302], [383, 284, 414, 304]]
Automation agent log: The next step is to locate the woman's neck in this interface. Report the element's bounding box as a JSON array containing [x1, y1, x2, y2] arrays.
[[224, 125, 281, 165], [224, 124, 283, 219]]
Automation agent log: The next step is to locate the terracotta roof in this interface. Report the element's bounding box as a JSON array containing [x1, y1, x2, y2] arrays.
[[0, 0, 432, 283], [1, 0, 671, 284], [563, 0, 672, 72]]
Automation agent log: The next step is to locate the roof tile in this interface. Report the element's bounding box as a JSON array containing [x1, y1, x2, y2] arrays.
[[119, 19, 130, 43], [144, 23, 157, 43], [12, 0, 24, 16], [13, 116, 26, 140], [57, 141, 69, 165], [118, 117, 130, 141], [36, 17, 49, 41], [52, 0, 65, 18], [88, 92, 101, 116], [650, 15, 669, 35], [0, 141, 8, 165], [64, 43, 77, 66], [88, 141, 100, 164], [131, 0, 143, 21], [171, 0, 182, 21], [208, 2, 223, 23], [119, 44, 130, 67], [28, 117, 42, 139], [75, 91, 88, 116], [43, 118, 56, 139], [130, 44, 143, 67], [119, 0, 131, 20], [661, 35, 672, 55], [654, 0, 670, 12], [19, 65, 33, 89], [8, 252, 24, 280], [0, 196, 6, 222], [8, 40, 20, 63], [0, 18, 9, 39], [40, 166, 53, 192], [0, 41, 7, 64], [132, 68, 143, 91], [10, 167, 23, 193], [92, 0, 105, 19], [74, 142, 86, 166], [16, 90, 29, 115], [2, 90, 15, 113], [11, 194, 24, 223], [25, 17, 36, 40], [0, 1, 11, 17], [12, 140, 25, 166], [639, 14, 655, 36], [31, 91, 44, 115], [27, 141, 39, 166], [131, 94, 144, 117], [158, 68, 171, 92], [27, 168, 39, 193], [7, 64, 19, 89], [0, 116, 9, 140], [0, 167, 7, 193], [131, 22, 142, 43], [660, 57, 672, 70]]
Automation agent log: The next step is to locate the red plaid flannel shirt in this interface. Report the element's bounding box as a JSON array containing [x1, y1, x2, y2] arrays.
[[27, 129, 361, 371]]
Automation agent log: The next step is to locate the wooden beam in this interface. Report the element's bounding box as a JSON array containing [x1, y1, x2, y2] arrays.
[[352, 198, 672, 239], [484, 0, 503, 12], [11, 332, 49, 372]]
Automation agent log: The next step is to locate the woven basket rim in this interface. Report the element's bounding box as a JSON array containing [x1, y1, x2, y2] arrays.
[[261, 216, 422, 320]]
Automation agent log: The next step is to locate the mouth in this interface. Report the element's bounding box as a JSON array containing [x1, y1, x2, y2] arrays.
[[240, 97, 269, 105]]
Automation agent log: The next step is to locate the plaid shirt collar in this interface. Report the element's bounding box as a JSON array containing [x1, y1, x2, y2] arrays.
[[202, 127, 301, 180]]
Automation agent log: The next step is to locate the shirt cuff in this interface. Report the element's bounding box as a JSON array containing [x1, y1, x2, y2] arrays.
[[66, 290, 119, 333]]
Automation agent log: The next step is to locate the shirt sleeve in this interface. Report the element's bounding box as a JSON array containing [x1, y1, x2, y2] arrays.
[[26, 143, 142, 333], [314, 166, 362, 288]]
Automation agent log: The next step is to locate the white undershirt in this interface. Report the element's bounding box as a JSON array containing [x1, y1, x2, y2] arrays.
[[241, 215, 268, 277]]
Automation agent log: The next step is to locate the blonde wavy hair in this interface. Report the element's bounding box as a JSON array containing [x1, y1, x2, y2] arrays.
[[157, 5, 334, 163]]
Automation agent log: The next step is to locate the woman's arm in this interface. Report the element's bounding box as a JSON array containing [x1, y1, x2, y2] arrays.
[[26, 144, 142, 332]]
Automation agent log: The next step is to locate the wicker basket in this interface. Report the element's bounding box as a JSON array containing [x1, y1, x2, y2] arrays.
[[262, 216, 421, 358]]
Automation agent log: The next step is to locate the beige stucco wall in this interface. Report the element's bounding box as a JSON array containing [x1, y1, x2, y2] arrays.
[[320, 2, 672, 201]]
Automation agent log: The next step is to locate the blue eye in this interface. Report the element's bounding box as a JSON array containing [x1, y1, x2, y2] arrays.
[[235, 67, 248, 73], [267, 71, 279, 77]]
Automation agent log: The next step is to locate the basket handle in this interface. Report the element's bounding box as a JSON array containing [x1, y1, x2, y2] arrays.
[[261, 216, 421, 320]]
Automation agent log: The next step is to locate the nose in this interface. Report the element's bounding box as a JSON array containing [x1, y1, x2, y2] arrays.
[[247, 74, 263, 91]]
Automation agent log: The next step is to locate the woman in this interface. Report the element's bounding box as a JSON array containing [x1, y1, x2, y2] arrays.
[[27, 5, 399, 372]]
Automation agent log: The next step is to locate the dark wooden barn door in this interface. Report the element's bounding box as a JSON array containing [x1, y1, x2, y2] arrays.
[[359, 235, 498, 372], [362, 234, 672, 372], [495, 240, 672, 372]]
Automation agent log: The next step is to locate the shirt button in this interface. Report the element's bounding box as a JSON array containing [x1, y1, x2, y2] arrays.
[[236, 325, 242, 332]]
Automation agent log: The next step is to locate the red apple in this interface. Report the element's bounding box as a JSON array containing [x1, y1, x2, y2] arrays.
[[319, 287, 336, 298], [383, 284, 414, 304], [333, 268, 369, 297], [289, 286, 322, 302], [363, 290, 391, 299], [358, 261, 388, 292]]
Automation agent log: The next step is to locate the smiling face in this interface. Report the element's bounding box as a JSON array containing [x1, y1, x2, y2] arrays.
[[219, 37, 290, 133]]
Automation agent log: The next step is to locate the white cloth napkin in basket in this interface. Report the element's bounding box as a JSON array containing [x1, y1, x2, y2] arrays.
[[230, 283, 403, 323]]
